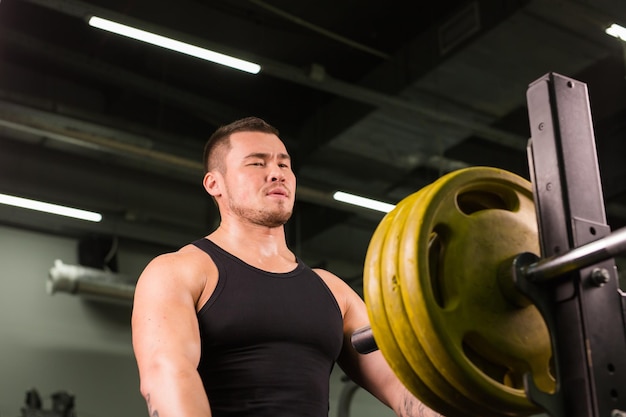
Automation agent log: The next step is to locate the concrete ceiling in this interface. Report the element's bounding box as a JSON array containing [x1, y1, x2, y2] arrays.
[[0, 0, 625, 288]]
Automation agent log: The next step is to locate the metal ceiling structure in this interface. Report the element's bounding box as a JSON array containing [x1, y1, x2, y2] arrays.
[[0, 0, 625, 287]]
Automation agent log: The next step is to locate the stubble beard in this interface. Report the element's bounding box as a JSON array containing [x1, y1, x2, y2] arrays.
[[229, 200, 293, 228]]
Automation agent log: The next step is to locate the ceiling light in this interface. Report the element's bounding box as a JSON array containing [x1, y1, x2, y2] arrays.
[[332, 191, 396, 213], [87, 16, 261, 74], [606, 23, 626, 42], [0, 193, 102, 222]]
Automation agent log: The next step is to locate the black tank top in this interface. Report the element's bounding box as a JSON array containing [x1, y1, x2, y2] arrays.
[[193, 238, 344, 417]]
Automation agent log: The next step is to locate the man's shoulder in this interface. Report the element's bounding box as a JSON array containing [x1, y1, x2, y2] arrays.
[[136, 243, 217, 300], [158, 239, 211, 259], [311, 268, 357, 306], [142, 243, 214, 280]]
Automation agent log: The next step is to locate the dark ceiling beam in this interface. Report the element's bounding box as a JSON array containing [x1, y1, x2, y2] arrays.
[[0, 97, 391, 222], [0, 23, 471, 204], [0, 27, 243, 128], [0, 134, 213, 249], [296, 0, 533, 157], [17, 0, 530, 152], [247, 0, 392, 60]]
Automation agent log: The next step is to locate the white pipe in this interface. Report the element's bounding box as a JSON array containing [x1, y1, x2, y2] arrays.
[[47, 259, 135, 304]]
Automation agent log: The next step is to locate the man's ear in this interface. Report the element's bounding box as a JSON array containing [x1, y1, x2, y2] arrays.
[[203, 171, 222, 197]]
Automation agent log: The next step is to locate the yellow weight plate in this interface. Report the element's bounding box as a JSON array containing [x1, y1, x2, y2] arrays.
[[364, 191, 461, 415], [399, 167, 554, 414], [378, 188, 504, 417], [364, 201, 420, 389]]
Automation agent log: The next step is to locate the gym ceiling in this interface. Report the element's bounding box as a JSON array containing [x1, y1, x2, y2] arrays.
[[0, 0, 625, 287]]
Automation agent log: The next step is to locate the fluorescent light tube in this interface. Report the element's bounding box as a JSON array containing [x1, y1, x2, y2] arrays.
[[0, 193, 102, 222], [606, 23, 626, 42], [333, 191, 395, 213], [88, 16, 261, 74]]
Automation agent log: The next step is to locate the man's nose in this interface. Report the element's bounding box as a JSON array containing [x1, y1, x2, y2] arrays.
[[268, 164, 285, 182]]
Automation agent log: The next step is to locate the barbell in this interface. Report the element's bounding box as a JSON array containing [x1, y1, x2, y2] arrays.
[[355, 166, 626, 416]]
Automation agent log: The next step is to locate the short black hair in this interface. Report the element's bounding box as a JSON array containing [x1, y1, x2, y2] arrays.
[[202, 117, 280, 174]]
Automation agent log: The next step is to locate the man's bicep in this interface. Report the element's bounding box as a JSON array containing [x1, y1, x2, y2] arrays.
[[132, 257, 202, 369], [336, 288, 401, 406], [132, 255, 213, 416]]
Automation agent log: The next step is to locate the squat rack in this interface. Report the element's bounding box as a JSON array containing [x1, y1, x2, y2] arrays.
[[510, 72, 626, 417]]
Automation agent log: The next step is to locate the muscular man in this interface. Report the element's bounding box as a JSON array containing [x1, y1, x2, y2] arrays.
[[132, 117, 443, 417]]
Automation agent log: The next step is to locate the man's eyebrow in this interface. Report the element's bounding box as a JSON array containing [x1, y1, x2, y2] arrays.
[[244, 152, 291, 160]]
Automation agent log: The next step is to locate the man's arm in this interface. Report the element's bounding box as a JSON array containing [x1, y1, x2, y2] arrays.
[[318, 269, 443, 417], [394, 390, 445, 417], [132, 252, 211, 417]]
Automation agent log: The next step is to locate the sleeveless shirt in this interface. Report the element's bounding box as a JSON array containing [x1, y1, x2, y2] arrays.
[[192, 238, 344, 417]]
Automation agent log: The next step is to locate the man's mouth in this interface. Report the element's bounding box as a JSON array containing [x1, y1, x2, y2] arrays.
[[267, 187, 288, 197]]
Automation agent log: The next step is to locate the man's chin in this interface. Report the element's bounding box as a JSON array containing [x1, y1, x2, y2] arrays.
[[270, 214, 293, 227], [257, 210, 292, 228]]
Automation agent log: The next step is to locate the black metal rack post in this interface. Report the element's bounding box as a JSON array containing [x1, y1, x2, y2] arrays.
[[515, 72, 626, 417]]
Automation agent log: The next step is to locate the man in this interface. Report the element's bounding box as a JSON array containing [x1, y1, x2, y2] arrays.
[[132, 117, 443, 417]]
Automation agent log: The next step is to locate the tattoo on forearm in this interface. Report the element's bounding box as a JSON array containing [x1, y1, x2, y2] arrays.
[[146, 393, 160, 417], [401, 393, 444, 417], [416, 402, 431, 417]]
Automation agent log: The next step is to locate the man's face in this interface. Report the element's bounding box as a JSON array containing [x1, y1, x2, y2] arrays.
[[218, 131, 296, 227]]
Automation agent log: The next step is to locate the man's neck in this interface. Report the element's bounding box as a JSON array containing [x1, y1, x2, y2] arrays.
[[207, 221, 296, 272]]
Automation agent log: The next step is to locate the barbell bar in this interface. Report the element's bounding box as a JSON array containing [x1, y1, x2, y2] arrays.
[[523, 226, 626, 283]]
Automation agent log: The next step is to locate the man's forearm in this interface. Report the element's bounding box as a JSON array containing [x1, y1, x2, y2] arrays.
[[397, 389, 444, 417], [139, 368, 212, 417]]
